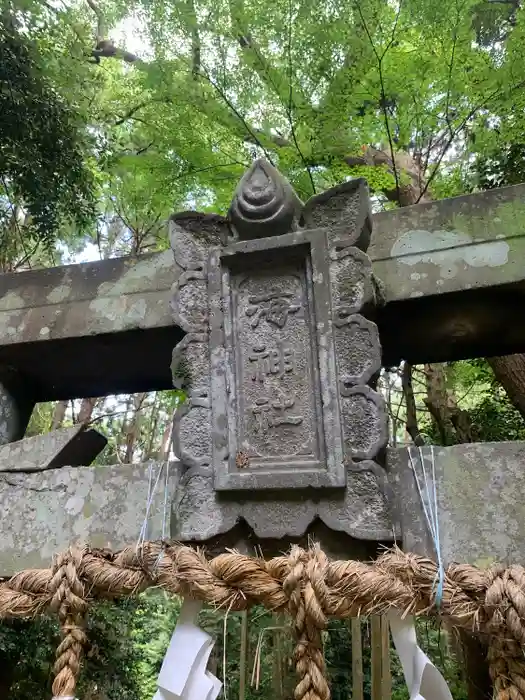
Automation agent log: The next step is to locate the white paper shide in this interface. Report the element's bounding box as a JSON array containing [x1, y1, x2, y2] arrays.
[[389, 612, 453, 700], [153, 599, 222, 700]]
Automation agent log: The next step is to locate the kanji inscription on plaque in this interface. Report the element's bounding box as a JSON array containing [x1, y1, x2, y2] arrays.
[[251, 393, 303, 433], [245, 291, 300, 328], [248, 342, 295, 382], [234, 266, 317, 461]]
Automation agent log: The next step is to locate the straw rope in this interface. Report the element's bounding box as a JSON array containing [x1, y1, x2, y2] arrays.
[[1, 542, 524, 700], [48, 548, 88, 698]]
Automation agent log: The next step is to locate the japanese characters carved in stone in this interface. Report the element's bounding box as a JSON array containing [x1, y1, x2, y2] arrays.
[[170, 160, 390, 547]]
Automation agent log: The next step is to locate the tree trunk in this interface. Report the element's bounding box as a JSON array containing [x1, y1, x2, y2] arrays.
[[144, 394, 160, 460], [423, 362, 473, 445], [402, 363, 426, 446], [51, 399, 69, 430], [158, 416, 173, 460], [124, 392, 146, 463], [78, 397, 98, 424], [487, 354, 525, 420]]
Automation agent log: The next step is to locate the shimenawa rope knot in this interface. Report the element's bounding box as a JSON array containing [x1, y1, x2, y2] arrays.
[[48, 547, 88, 698], [284, 545, 331, 700]]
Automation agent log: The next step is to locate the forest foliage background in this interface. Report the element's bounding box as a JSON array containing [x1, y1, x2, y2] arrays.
[[2, 0, 525, 696]]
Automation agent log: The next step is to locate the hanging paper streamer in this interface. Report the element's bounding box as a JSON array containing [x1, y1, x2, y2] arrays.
[[389, 612, 453, 700], [152, 599, 222, 700]]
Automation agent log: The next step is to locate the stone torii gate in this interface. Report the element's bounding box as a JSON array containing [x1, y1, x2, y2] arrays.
[[0, 160, 524, 582]]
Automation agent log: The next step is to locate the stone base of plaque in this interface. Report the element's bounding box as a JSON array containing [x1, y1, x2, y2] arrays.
[[171, 460, 394, 552]]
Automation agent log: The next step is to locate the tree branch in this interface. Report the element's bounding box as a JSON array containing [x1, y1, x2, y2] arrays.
[[355, 1, 402, 204], [286, 0, 315, 194], [136, 141, 155, 155], [418, 77, 525, 202], [185, 0, 201, 78], [444, 16, 459, 138], [86, 0, 140, 64], [244, 131, 291, 148], [228, 0, 310, 114], [114, 98, 173, 125], [86, 0, 105, 41], [201, 69, 276, 164]]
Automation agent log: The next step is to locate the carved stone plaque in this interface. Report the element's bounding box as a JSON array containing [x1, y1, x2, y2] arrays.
[[170, 160, 390, 542]]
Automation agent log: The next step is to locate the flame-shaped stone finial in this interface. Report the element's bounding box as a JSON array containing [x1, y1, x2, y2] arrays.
[[228, 159, 302, 239]]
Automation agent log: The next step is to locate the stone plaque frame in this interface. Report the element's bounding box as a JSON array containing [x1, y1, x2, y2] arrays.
[[209, 230, 346, 492]]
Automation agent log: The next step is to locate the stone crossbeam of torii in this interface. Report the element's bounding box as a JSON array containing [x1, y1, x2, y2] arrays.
[[0, 160, 524, 576]]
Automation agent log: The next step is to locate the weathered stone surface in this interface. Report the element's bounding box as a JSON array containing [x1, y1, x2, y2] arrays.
[[328, 236, 385, 469], [0, 250, 177, 347], [330, 246, 376, 316], [334, 315, 381, 386], [174, 165, 390, 495], [0, 461, 178, 575], [340, 387, 387, 461], [0, 250, 184, 401], [172, 462, 393, 543], [228, 160, 302, 240], [374, 185, 525, 364], [300, 179, 372, 251], [170, 213, 218, 470], [172, 279, 208, 332], [388, 442, 525, 566], [174, 224, 349, 492], [171, 334, 209, 394], [212, 244, 334, 491], [0, 387, 14, 444], [175, 401, 212, 468], [3, 184, 523, 351], [0, 382, 25, 445], [372, 183, 525, 302], [0, 425, 107, 472], [170, 212, 227, 262]]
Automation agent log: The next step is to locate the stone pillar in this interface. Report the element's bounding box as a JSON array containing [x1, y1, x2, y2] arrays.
[[0, 368, 35, 445], [388, 442, 525, 700]]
